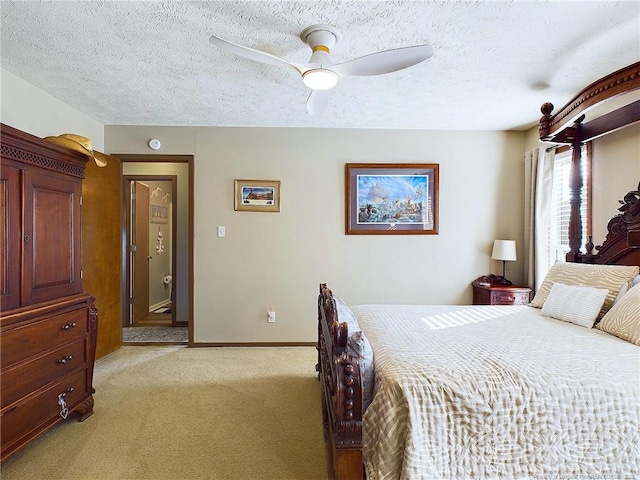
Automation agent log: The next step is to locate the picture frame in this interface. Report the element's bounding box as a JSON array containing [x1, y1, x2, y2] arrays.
[[150, 204, 168, 224], [234, 179, 281, 212], [345, 163, 439, 235]]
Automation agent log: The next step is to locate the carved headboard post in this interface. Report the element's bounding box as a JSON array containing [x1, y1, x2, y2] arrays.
[[567, 116, 585, 262]]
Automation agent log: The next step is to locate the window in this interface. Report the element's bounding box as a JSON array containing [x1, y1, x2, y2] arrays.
[[548, 144, 591, 267]]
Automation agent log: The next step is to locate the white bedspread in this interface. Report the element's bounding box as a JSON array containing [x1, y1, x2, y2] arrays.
[[350, 304, 640, 480]]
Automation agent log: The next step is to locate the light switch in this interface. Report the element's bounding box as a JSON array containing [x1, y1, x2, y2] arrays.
[[217, 226, 225, 238]]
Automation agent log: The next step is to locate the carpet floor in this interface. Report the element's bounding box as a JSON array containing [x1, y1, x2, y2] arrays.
[[122, 326, 188, 343], [1, 346, 328, 480]]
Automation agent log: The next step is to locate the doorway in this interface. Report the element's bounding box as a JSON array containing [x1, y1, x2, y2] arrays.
[[120, 155, 193, 344], [124, 178, 177, 327]]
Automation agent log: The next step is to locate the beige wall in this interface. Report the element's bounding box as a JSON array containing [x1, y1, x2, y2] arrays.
[[591, 123, 640, 243], [4, 69, 636, 345], [107, 126, 526, 343], [1, 68, 104, 148]]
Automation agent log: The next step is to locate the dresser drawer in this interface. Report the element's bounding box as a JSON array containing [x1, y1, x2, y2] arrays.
[[1, 368, 87, 456], [1, 338, 86, 409], [1, 309, 87, 366], [490, 290, 530, 305]]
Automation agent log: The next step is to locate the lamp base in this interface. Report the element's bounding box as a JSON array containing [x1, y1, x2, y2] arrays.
[[473, 274, 512, 286], [492, 276, 513, 286]]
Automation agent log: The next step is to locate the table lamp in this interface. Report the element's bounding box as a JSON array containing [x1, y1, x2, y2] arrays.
[[491, 240, 517, 285]]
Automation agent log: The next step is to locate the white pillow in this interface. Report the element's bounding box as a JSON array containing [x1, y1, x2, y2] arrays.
[[541, 283, 609, 328], [614, 280, 631, 305]]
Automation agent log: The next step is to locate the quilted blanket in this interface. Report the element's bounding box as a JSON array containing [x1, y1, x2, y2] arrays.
[[350, 304, 640, 480]]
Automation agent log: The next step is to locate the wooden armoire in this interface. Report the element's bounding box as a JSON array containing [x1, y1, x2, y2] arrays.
[[0, 124, 98, 461]]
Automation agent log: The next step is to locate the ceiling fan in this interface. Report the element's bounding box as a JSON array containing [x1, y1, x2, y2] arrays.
[[209, 25, 434, 117]]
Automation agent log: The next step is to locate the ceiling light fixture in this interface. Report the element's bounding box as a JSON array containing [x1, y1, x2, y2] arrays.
[[302, 69, 339, 91]]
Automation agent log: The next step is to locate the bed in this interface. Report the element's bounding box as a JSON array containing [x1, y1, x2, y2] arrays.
[[316, 62, 640, 480]]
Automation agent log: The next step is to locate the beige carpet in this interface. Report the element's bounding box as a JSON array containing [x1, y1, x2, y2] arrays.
[[1, 346, 328, 480]]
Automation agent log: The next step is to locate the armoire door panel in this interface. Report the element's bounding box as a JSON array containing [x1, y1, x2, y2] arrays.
[[22, 170, 82, 305], [0, 165, 21, 310]]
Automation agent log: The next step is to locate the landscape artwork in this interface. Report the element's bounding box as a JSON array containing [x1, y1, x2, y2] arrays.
[[356, 175, 428, 225], [241, 186, 274, 206], [234, 179, 281, 212]]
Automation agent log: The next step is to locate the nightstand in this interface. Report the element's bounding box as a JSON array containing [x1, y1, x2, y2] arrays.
[[472, 282, 532, 305]]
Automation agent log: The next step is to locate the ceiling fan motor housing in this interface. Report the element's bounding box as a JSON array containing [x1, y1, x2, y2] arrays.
[[300, 25, 342, 90], [300, 25, 342, 52]]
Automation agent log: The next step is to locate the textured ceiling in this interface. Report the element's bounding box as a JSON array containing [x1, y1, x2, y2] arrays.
[[1, 1, 639, 130]]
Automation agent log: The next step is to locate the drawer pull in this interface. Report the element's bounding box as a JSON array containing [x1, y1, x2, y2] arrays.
[[57, 387, 75, 420], [58, 355, 74, 364], [62, 322, 77, 330]]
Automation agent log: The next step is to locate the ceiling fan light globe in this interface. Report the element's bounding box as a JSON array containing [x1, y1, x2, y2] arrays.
[[302, 69, 338, 90]]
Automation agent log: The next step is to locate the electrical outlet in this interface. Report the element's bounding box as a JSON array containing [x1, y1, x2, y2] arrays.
[[267, 311, 276, 323]]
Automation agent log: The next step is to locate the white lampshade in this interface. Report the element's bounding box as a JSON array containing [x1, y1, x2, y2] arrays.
[[302, 68, 338, 90], [491, 240, 517, 261]]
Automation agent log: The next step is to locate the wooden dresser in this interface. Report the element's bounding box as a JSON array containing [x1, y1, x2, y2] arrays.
[[0, 124, 98, 461]]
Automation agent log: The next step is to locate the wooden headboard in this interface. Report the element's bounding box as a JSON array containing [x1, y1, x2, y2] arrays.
[[538, 62, 640, 267]]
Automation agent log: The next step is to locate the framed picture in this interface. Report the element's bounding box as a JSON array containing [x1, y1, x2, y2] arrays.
[[234, 179, 281, 212], [345, 163, 439, 235], [150, 204, 168, 224]]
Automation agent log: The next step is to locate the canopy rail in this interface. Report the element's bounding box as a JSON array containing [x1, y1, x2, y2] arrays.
[[538, 62, 640, 263]]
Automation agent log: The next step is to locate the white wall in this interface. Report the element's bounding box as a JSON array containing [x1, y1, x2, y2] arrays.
[[107, 126, 526, 343], [1, 68, 104, 148]]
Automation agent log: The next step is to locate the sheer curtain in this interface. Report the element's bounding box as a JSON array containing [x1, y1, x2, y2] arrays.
[[524, 147, 555, 292]]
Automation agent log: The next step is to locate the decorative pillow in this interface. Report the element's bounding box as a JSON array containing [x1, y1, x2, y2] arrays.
[[598, 283, 640, 345], [333, 294, 361, 334], [347, 331, 375, 411], [541, 282, 609, 328], [334, 294, 375, 411], [530, 262, 639, 319]]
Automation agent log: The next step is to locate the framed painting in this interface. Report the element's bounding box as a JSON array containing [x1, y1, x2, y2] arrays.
[[345, 163, 439, 235], [150, 204, 168, 224], [234, 179, 281, 212]]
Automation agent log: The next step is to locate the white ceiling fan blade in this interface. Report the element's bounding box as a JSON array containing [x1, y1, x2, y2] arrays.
[[331, 44, 434, 77], [307, 90, 329, 117], [209, 35, 305, 75]]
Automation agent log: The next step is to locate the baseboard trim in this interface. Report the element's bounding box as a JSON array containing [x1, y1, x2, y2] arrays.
[[149, 299, 171, 313], [188, 342, 316, 348]]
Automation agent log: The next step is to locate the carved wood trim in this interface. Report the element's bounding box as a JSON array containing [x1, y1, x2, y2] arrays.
[[538, 63, 640, 264], [87, 296, 99, 395], [74, 396, 95, 422], [1, 124, 88, 178], [578, 183, 640, 266], [539, 62, 640, 141]]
